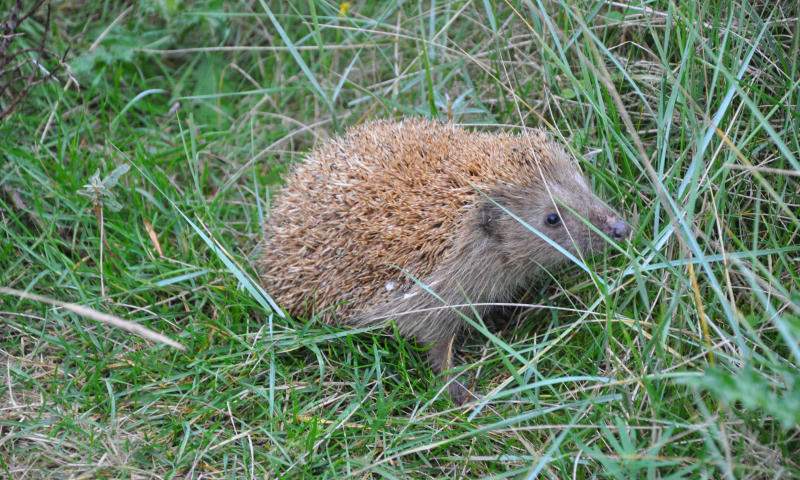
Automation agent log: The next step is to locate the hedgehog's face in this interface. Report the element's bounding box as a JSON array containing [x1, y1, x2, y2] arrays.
[[481, 171, 629, 270], [535, 181, 629, 262]]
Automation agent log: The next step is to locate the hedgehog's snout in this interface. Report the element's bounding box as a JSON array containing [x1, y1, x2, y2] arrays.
[[604, 216, 630, 242]]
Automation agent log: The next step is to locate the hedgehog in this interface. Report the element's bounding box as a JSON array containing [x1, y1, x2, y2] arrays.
[[258, 118, 630, 404]]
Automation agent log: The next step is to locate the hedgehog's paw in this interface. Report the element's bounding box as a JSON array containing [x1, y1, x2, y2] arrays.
[[447, 378, 470, 405], [446, 377, 483, 405]]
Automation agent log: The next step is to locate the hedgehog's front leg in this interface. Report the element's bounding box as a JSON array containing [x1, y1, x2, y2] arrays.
[[425, 328, 474, 405], [379, 289, 477, 404]]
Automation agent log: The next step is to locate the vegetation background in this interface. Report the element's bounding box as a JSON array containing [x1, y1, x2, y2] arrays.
[[1, 0, 798, 478]]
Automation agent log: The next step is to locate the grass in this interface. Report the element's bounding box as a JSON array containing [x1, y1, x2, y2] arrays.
[[1, 0, 798, 478]]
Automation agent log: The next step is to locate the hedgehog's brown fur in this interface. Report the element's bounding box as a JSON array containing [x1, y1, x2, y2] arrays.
[[259, 118, 629, 403]]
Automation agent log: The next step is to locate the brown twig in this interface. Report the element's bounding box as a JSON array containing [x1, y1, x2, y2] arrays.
[[0, 1, 69, 121]]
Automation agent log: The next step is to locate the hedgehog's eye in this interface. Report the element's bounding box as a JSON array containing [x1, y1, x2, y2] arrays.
[[545, 213, 561, 226]]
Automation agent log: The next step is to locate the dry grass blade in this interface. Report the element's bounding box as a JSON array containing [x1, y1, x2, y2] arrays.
[[0, 287, 186, 351]]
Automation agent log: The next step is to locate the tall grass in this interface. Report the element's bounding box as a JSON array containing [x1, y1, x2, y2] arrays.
[[1, 0, 798, 477]]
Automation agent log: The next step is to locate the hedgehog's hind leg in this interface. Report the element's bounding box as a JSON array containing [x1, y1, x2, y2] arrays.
[[482, 303, 521, 333]]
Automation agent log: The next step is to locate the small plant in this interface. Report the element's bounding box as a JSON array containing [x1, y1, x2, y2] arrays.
[[77, 164, 131, 214], [77, 163, 130, 296]]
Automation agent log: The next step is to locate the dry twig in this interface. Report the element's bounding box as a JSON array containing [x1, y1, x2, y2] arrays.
[[0, 0, 73, 121]]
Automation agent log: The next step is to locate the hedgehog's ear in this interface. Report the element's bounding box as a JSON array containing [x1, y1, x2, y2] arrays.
[[477, 192, 512, 238]]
